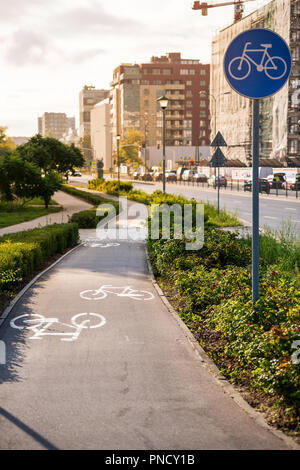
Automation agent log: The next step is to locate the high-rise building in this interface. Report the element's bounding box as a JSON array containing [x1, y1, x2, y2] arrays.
[[79, 86, 110, 139], [38, 112, 76, 140], [90, 98, 112, 170], [110, 53, 210, 150], [211, 0, 300, 166]]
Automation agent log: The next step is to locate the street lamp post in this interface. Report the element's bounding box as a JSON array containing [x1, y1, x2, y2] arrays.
[[116, 134, 120, 192], [157, 95, 169, 194]]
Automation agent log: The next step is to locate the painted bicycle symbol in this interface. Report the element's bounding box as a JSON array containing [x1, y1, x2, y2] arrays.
[[10, 313, 106, 341], [83, 241, 120, 248], [80, 285, 154, 301], [228, 42, 287, 80]]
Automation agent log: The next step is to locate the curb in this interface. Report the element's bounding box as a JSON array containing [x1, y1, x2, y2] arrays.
[[144, 246, 300, 450], [0, 243, 83, 328]]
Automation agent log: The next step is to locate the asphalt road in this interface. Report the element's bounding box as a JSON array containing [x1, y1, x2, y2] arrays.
[[0, 209, 293, 449], [132, 181, 300, 232], [70, 175, 300, 232]]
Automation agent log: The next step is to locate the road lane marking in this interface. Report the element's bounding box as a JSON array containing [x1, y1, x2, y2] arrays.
[[263, 216, 278, 220]]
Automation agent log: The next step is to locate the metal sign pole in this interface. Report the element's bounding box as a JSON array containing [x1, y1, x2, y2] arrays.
[[252, 99, 260, 303], [217, 165, 220, 215]]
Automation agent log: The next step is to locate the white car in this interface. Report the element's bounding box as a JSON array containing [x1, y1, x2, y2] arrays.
[[182, 169, 197, 181]]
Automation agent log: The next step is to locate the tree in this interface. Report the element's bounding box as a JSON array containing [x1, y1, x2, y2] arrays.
[[0, 127, 16, 156], [17, 134, 84, 177], [119, 129, 144, 165]]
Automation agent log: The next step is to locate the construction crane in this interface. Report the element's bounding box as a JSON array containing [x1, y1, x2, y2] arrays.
[[192, 0, 257, 23]]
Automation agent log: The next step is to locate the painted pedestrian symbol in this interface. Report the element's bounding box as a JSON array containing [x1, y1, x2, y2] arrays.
[[224, 29, 292, 99]]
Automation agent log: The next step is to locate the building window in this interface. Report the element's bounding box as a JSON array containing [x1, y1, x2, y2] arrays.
[[200, 120, 205, 127], [199, 129, 206, 137], [186, 90, 192, 97], [153, 80, 161, 85], [200, 110, 206, 117], [180, 69, 189, 75], [144, 89, 149, 95], [186, 110, 192, 116], [153, 69, 161, 74], [186, 80, 192, 86], [189, 69, 195, 75], [200, 100, 206, 107], [141, 80, 149, 84], [186, 100, 192, 107], [200, 80, 206, 86], [200, 69, 206, 75], [163, 69, 172, 75]]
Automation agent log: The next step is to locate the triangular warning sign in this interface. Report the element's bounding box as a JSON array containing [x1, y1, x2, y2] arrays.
[[209, 147, 227, 168], [210, 131, 227, 147], [212, 147, 227, 161]]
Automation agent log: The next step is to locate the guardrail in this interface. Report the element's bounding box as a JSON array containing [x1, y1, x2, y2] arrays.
[[131, 178, 299, 198]]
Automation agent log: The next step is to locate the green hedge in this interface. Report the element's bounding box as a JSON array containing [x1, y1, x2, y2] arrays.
[[61, 184, 119, 228], [88, 179, 239, 227], [0, 223, 79, 283]]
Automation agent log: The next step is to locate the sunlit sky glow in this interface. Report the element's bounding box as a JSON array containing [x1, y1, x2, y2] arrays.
[[0, 0, 271, 136]]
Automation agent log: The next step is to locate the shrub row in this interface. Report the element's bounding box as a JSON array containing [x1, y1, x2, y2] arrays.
[[147, 229, 300, 416], [88, 178, 240, 227], [0, 223, 79, 290], [61, 184, 119, 228]]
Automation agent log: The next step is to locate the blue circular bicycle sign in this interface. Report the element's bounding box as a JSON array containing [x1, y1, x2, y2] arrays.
[[224, 28, 291, 99]]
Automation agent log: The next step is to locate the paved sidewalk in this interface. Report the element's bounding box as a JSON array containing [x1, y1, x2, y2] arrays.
[[0, 191, 92, 237]]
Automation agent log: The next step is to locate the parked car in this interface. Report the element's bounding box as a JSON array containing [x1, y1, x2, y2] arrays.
[[209, 175, 227, 187], [244, 178, 270, 194], [154, 172, 163, 182], [133, 171, 139, 180], [182, 169, 197, 181], [193, 173, 208, 183], [165, 170, 177, 182], [176, 167, 189, 180], [290, 174, 300, 191], [73, 170, 82, 177], [141, 172, 153, 182]]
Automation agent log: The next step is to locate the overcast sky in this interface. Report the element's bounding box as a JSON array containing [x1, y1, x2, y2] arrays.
[[0, 0, 270, 136]]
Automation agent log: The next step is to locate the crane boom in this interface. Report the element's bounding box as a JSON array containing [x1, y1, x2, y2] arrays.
[[192, 0, 257, 22]]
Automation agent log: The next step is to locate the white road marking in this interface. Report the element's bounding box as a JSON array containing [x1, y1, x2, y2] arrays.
[[263, 216, 278, 220], [10, 313, 106, 341], [284, 207, 297, 211], [80, 285, 154, 301]]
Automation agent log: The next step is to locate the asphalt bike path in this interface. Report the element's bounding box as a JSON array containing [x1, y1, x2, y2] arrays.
[[0, 201, 293, 449]]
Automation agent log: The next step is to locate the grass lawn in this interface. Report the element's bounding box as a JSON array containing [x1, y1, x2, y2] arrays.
[[23, 197, 58, 206], [0, 204, 62, 228]]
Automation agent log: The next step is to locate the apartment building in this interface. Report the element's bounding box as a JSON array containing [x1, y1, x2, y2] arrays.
[[211, 0, 300, 165], [79, 86, 110, 139], [110, 53, 210, 150], [90, 98, 112, 170], [37, 112, 76, 140]]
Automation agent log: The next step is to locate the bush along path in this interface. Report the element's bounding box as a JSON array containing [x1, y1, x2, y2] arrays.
[[0, 223, 79, 316], [147, 223, 300, 440], [88, 178, 241, 228], [61, 184, 120, 228]]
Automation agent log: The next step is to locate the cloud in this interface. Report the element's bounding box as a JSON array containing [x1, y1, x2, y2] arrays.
[[66, 47, 105, 64], [4, 30, 52, 66], [49, 2, 141, 37]]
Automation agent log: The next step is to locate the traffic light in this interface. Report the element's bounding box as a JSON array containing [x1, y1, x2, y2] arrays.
[[142, 141, 146, 148], [113, 158, 116, 165]]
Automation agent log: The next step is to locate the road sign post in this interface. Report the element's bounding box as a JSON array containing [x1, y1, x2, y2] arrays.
[[210, 133, 227, 215], [224, 28, 291, 302]]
